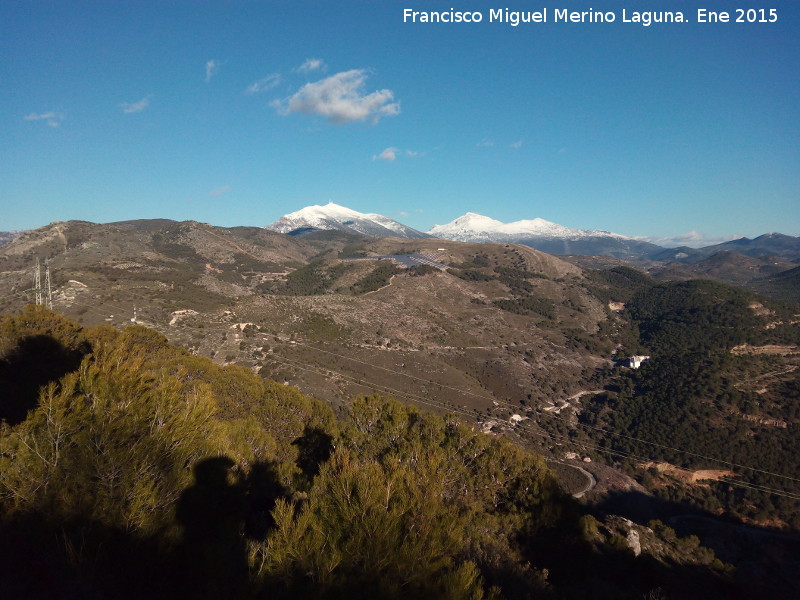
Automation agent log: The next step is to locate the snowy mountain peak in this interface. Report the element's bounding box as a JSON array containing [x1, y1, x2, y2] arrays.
[[282, 202, 361, 223], [428, 213, 504, 240], [428, 212, 632, 243], [265, 203, 429, 239]]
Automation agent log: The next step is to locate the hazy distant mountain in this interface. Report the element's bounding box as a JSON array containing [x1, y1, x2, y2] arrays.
[[650, 233, 800, 264], [0, 231, 24, 247], [428, 212, 663, 259], [715, 233, 800, 259], [647, 246, 703, 263], [652, 250, 794, 283], [265, 202, 429, 239]]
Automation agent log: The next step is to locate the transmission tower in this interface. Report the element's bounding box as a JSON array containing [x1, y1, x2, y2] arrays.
[[44, 260, 53, 310], [30, 258, 53, 308], [33, 258, 42, 306]]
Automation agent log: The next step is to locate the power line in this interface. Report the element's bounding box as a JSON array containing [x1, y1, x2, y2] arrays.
[[275, 338, 800, 485], [265, 351, 800, 501], [95, 302, 799, 490]]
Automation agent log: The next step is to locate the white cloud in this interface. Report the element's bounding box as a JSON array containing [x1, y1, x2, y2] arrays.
[[638, 231, 743, 248], [373, 147, 398, 161], [274, 69, 400, 124], [24, 111, 65, 127], [477, 138, 494, 148], [208, 186, 230, 197], [510, 140, 523, 149], [405, 149, 420, 157], [398, 211, 409, 217], [205, 59, 221, 83], [297, 58, 326, 73], [120, 96, 151, 114], [245, 73, 281, 94]]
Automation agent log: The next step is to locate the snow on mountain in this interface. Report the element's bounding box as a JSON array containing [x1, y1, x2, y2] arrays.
[[265, 202, 429, 239], [428, 212, 630, 242], [266, 204, 662, 258], [428, 212, 661, 259], [427, 213, 505, 241]]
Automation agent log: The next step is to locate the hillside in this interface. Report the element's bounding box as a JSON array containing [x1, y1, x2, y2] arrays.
[[571, 279, 800, 524], [0, 220, 611, 419], [649, 252, 799, 302], [0, 231, 23, 247], [0, 308, 766, 599]]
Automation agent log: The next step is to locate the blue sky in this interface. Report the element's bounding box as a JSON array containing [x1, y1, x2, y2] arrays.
[[2, 1, 798, 246]]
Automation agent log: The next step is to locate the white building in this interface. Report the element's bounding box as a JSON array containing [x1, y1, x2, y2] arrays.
[[626, 355, 650, 369]]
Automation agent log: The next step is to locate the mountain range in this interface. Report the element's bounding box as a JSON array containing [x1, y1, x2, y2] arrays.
[[265, 203, 800, 263], [5, 204, 798, 266], [649, 232, 800, 263], [264, 203, 662, 259]]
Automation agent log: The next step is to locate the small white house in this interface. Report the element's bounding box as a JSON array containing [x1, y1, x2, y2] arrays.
[[626, 355, 650, 369]]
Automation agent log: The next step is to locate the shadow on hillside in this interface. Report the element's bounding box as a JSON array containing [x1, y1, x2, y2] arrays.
[[593, 488, 715, 525], [292, 425, 334, 481], [529, 531, 739, 600], [1, 455, 796, 600], [0, 456, 291, 600], [578, 489, 800, 599], [0, 334, 90, 425]]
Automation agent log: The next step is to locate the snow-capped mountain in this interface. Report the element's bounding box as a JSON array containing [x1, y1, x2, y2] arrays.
[[428, 212, 629, 241], [266, 204, 663, 258], [265, 202, 429, 239], [427, 213, 505, 241], [428, 212, 661, 259]]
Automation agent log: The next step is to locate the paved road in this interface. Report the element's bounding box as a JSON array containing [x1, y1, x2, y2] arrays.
[[547, 460, 597, 498], [572, 465, 597, 498]]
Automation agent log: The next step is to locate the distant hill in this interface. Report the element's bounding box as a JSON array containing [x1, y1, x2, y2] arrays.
[[650, 251, 799, 302], [652, 251, 794, 283], [650, 233, 800, 264], [0, 231, 24, 247], [755, 264, 800, 303]]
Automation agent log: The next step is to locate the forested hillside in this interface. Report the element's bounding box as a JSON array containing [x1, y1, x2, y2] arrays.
[[577, 279, 800, 526], [0, 307, 748, 599]]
